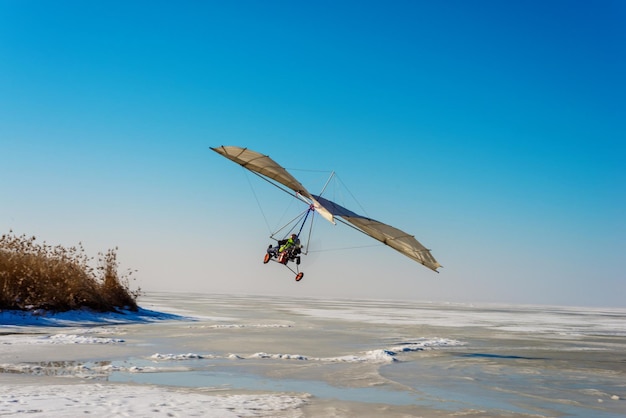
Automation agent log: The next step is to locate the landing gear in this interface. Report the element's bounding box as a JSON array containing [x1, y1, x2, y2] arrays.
[[262, 245, 305, 283]]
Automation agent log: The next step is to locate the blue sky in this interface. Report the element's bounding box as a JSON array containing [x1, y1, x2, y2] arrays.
[[1, 1, 624, 307]]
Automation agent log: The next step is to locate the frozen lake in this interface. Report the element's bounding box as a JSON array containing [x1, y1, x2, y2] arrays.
[[1, 292, 625, 417]]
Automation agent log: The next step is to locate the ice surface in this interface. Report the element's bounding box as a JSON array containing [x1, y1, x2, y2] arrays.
[[290, 300, 626, 337], [1, 293, 625, 417]]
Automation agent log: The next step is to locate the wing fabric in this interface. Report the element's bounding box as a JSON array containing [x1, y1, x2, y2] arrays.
[[313, 195, 441, 272], [211, 146, 335, 224]]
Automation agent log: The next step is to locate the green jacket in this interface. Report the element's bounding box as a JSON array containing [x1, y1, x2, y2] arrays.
[[279, 237, 297, 252]]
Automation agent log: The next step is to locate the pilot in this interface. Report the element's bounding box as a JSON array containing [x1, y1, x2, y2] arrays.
[[279, 234, 300, 253]]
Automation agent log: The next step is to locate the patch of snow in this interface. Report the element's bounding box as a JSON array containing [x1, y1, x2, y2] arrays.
[[322, 349, 397, 363], [1, 334, 124, 345], [249, 352, 309, 360], [0, 383, 308, 417], [44, 334, 125, 344], [151, 353, 215, 360], [390, 337, 466, 353], [200, 323, 293, 329]]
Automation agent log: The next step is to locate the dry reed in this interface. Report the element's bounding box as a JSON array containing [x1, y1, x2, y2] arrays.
[[0, 231, 140, 312]]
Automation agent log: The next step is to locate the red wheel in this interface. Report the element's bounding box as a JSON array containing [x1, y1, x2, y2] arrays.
[[295, 272, 304, 282], [263, 253, 271, 264]]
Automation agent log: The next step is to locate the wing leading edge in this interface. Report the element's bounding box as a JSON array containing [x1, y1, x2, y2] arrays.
[[210, 146, 335, 224], [313, 195, 441, 272]]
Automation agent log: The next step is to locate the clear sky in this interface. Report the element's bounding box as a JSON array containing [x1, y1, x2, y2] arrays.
[[1, 1, 624, 307]]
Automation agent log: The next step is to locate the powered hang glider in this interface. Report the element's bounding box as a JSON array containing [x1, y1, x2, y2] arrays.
[[210, 146, 441, 281]]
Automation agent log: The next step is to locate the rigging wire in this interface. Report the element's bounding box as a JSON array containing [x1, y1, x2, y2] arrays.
[[318, 171, 335, 197], [272, 192, 298, 234], [242, 168, 311, 241], [269, 207, 310, 240], [243, 168, 272, 235], [304, 210, 315, 255], [307, 244, 382, 253], [334, 174, 371, 218]]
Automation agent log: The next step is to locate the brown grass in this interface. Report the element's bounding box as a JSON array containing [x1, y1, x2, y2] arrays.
[[0, 231, 140, 312]]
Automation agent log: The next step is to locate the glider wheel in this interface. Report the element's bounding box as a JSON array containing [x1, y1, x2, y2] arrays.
[[295, 272, 304, 282], [263, 253, 271, 264]]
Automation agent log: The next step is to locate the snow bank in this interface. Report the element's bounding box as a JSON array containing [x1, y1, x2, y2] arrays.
[[1, 333, 125, 345], [389, 337, 465, 353], [151, 353, 216, 360], [0, 307, 190, 327], [0, 362, 161, 378], [148, 338, 465, 365], [45, 334, 125, 344], [195, 323, 293, 329], [250, 352, 309, 360], [0, 383, 308, 417], [323, 349, 397, 363]]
